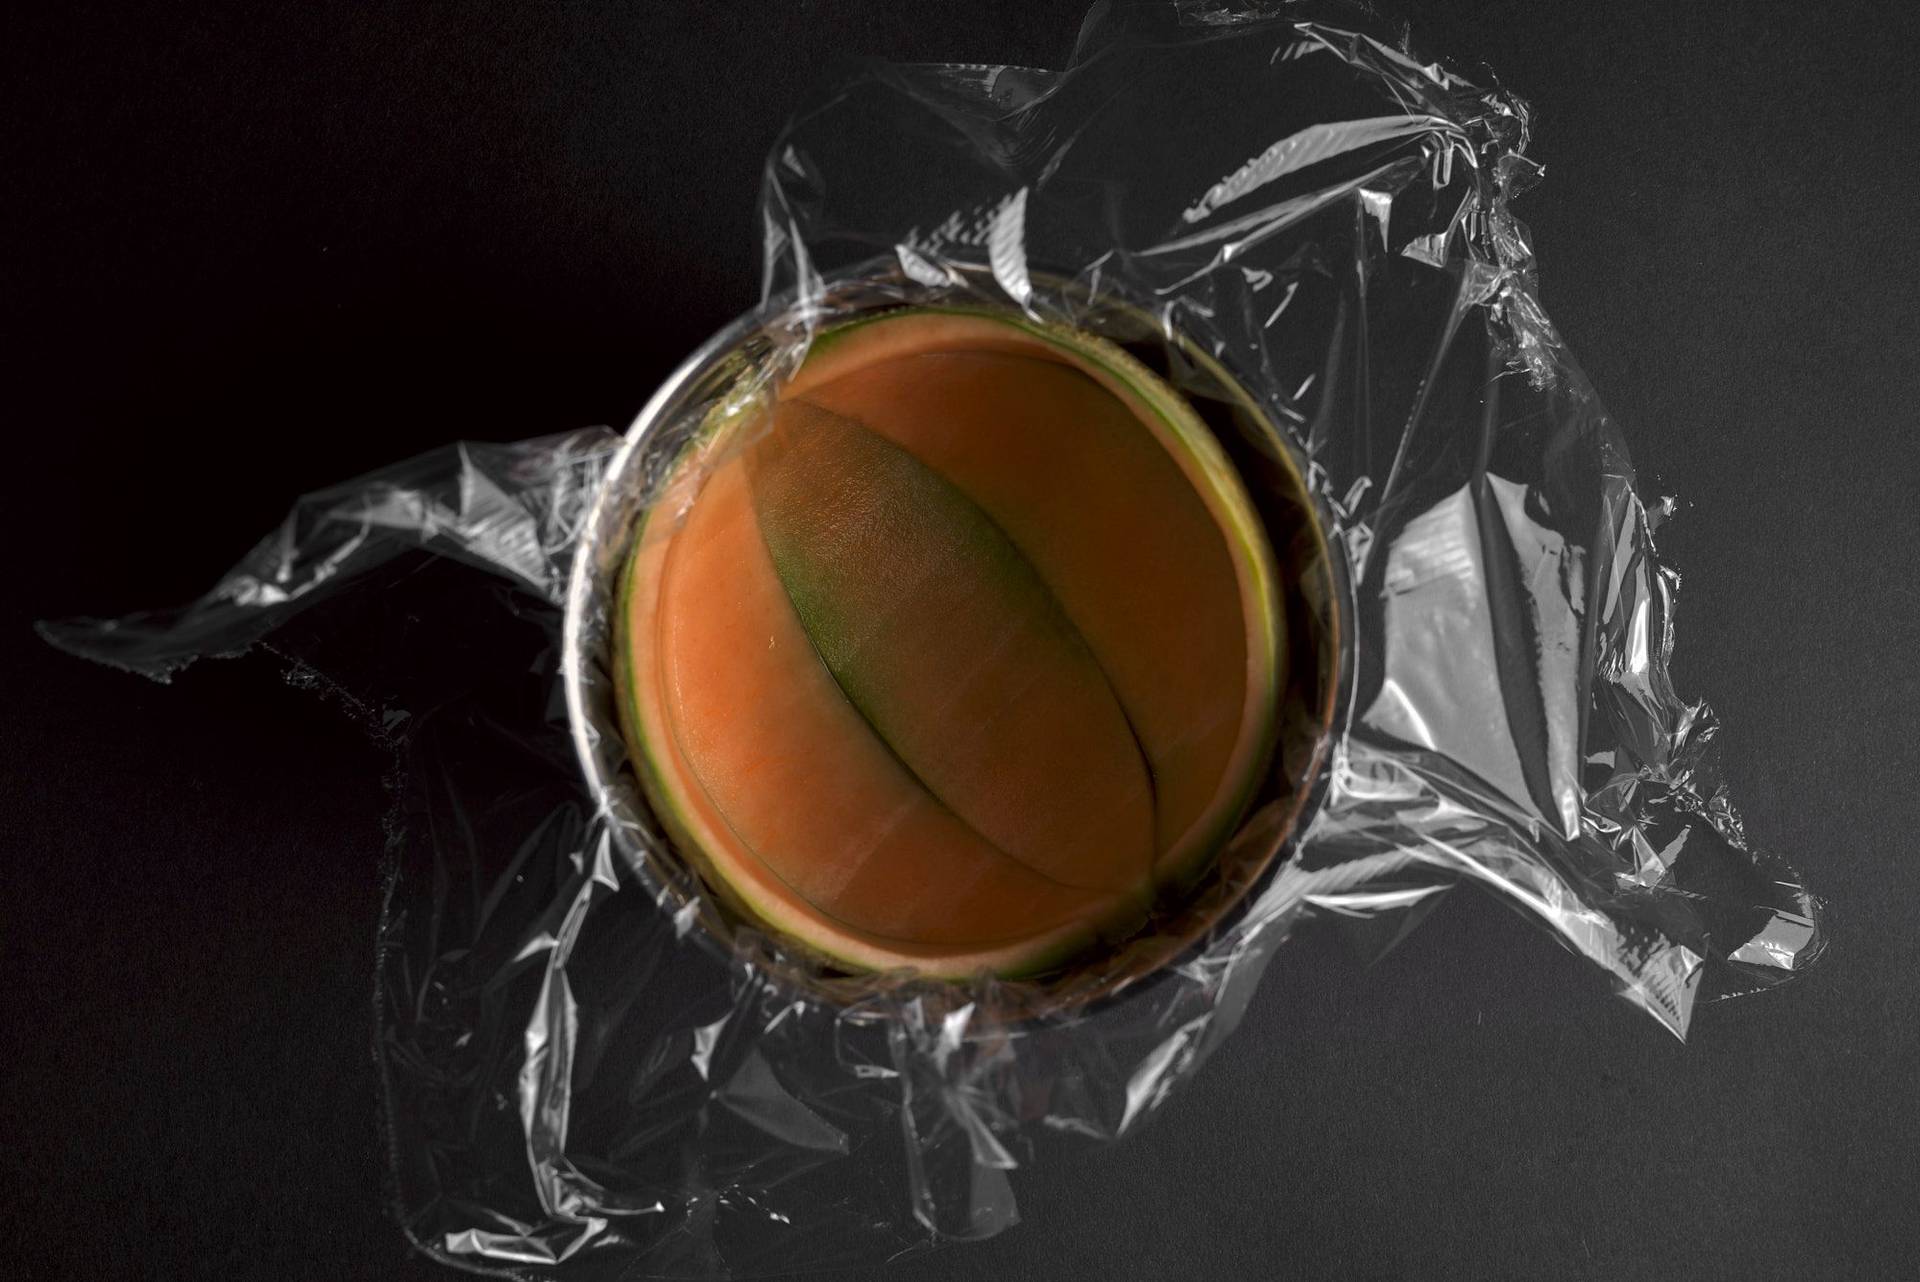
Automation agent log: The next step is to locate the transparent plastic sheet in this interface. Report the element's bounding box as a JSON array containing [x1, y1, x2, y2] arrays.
[[40, 2, 1826, 1277]]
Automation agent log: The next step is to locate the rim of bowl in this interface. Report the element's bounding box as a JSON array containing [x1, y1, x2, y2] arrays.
[[562, 263, 1358, 1022]]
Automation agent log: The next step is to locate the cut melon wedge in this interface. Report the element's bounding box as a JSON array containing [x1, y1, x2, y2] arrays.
[[747, 399, 1156, 894], [615, 307, 1283, 978]]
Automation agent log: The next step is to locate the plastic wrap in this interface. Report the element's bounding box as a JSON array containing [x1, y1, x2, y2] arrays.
[[42, 3, 1824, 1277]]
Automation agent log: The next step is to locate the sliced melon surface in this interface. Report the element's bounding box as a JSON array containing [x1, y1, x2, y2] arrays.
[[746, 399, 1155, 894], [649, 454, 1134, 972], [615, 307, 1282, 978], [790, 312, 1282, 886]]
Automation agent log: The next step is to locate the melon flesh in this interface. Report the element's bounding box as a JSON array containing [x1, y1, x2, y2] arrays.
[[746, 399, 1156, 894], [650, 455, 1132, 969], [616, 308, 1281, 977], [791, 324, 1267, 883]]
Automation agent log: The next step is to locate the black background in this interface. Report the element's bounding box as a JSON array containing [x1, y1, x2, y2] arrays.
[[7, 2, 1918, 1279]]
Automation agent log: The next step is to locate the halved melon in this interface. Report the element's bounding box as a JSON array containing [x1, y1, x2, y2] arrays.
[[615, 307, 1283, 978]]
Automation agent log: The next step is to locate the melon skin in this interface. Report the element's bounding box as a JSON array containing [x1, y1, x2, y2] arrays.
[[613, 307, 1283, 978]]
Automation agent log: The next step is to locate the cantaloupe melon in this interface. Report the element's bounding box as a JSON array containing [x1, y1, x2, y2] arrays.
[[615, 307, 1282, 978]]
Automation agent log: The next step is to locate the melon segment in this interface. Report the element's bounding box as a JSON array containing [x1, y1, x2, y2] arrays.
[[745, 399, 1156, 895], [624, 447, 1143, 976], [790, 311, 1282, 887]]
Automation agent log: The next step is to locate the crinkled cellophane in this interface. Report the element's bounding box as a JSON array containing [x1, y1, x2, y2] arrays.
[[41, 3, 1824, 1277]]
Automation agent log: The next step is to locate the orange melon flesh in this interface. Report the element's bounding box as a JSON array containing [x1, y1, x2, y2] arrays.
[[789, 313, 1279, 886], [745, 399, 1156, 894], [635, 450, 1136, 974], [616, 307, 1282, 977]]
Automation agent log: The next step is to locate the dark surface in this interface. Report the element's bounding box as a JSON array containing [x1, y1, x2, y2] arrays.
[[7, 2, 1918, 1279]]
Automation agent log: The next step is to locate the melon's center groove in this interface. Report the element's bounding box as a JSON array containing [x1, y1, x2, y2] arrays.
[[793, 389, 1165, 818], [746, 399, 1157, 893]]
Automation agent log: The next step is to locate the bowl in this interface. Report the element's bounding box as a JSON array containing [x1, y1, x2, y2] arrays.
[[562, 264, 1350, 1021]]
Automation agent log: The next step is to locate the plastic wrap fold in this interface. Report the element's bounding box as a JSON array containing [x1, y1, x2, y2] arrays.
[[41, 3, 1823, 1277]]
